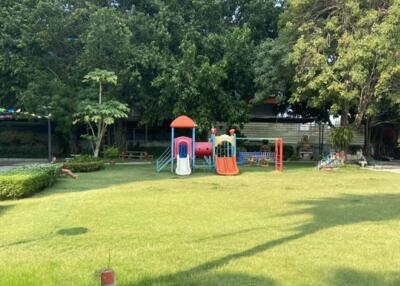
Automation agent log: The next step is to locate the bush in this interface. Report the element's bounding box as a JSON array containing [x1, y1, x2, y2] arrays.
[[63, 155, 104, 172], [104, 146, 119, 160], [271, 144, 295, 160], [331, 126, 354, 151], [0, 164, 61, 200]]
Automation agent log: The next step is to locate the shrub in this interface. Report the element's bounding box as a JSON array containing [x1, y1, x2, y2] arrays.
[[283, 145, 295, 160], [63, 155, 104, 172], [271, 144, 295, 160], [104, 146, 119, 160], [331, 126, 354, 151], [0, 164, 61, 200]]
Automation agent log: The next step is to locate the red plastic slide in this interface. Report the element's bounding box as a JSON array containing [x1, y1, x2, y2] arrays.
[[215, 156, 240, 176]]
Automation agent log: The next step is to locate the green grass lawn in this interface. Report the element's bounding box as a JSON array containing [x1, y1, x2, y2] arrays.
[[1, 164, 400, 286]]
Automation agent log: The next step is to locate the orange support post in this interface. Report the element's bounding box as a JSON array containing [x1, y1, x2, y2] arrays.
[[275, 138, 284, 172], [275, 140, 278, 171], [280, 138, 283, 171]]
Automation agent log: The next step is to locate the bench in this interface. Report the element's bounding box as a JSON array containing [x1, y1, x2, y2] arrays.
[[120, 151, 151, 161], [299, 151, 313, 160], [347, 154, 367, 168]]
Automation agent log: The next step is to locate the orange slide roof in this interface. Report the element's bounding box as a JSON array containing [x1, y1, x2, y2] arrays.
[[170, 115, 196, 128]]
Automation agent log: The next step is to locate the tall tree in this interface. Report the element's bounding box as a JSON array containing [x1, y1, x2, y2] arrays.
[[0, 0, 283, 153], [74, 69, 129, 157], [287, 0, 400, 127]]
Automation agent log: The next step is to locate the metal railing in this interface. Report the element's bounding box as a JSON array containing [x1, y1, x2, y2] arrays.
[[156, 146, 172, 172]]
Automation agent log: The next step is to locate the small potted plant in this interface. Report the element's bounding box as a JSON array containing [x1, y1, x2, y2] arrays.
[[104, 146, 119, 165]]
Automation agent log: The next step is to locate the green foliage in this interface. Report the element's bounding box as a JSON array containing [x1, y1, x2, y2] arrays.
[[283, 144, 295, 161], [331, 127, 354, 151], [1, 1, 283, 152], [80, 8, 132, 73], [286, 0, 400, 127], [74, 70, 129, 157], [153, 37, 250, 132], [104, 146, 119, 160], [83, 69, 118, 104], [74, 100, 130, 127], [63, 156, 104, 172], [83, 69, 117, 86], [66, 155, 100, 163], [0, 164, 61, 200], [271, 144, 295, 161], [253, 38, 293, 104]]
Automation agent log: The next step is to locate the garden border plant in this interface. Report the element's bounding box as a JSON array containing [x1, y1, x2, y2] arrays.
[[0, 164, 62, 200], [63, 155, 105, 172]]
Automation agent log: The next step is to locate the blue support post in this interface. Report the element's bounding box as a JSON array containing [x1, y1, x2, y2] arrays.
[[211, 134, 215, 169], [170, 128, 174, 173], [192, 127, 196, 171], [233, 133, 236, 157]]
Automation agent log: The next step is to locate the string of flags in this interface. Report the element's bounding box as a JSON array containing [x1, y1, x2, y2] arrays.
[[0, 108, 51, 119]]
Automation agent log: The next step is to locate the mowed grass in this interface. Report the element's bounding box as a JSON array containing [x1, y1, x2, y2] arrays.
[[1, 164, 400, 286]]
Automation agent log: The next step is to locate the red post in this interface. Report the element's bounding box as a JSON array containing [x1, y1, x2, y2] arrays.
[[275, 140, 278, 171], [274, 138, 283, 172], [101, 269, 115, 286], [280, 138, 283, 172]]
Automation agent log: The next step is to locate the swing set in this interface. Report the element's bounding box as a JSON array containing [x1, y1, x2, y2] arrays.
[[236, 137, 284, 172]]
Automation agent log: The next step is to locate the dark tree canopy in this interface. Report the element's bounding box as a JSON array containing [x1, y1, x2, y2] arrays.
[[1, 0, 398, 153], [0, 0, 282, 141]]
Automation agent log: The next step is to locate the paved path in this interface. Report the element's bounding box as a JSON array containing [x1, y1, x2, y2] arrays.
[[0, 166, 14, 172], [366, 161, 400, 174], [366, 168, 400, 174], [0, 158, 47, 172]]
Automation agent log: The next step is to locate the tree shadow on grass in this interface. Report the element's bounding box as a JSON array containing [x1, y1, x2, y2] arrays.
[[36, 164, 216, 197], [0, 204, 14, 216], [0, 226, 88, 249], [57, 227, 88, 236], [130, 193, 400, 285], [191, 227, 266, 243], [288, 193, 400, 235], [122, 272, 279, 286], [35, 162, 315, 198], [329, 268, 400, 286]]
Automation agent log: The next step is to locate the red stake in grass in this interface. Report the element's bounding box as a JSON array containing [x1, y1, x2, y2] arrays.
[[101, 269, 115, 286], [101, 251, 115, 286]]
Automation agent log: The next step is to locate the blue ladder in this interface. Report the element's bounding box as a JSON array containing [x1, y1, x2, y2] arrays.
[[156, 146, 172, 172]]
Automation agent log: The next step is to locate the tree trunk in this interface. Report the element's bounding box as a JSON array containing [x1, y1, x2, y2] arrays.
[[94, 141, 101, 158], [355, 95, 370, 128], [93, 121, 104, 158], [341, 100, 349, 126], [115, 120, 126, 152]]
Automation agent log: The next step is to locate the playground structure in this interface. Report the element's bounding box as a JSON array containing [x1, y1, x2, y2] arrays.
[[236, 137, 284, 172], [156, 115, 284, 175], [317, 151, 345, 171], [213, 128, 240, 175]]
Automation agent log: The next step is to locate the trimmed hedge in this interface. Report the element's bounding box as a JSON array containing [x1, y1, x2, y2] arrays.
[[63, 155, 104, 172], [0, 164, 61, 200]]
